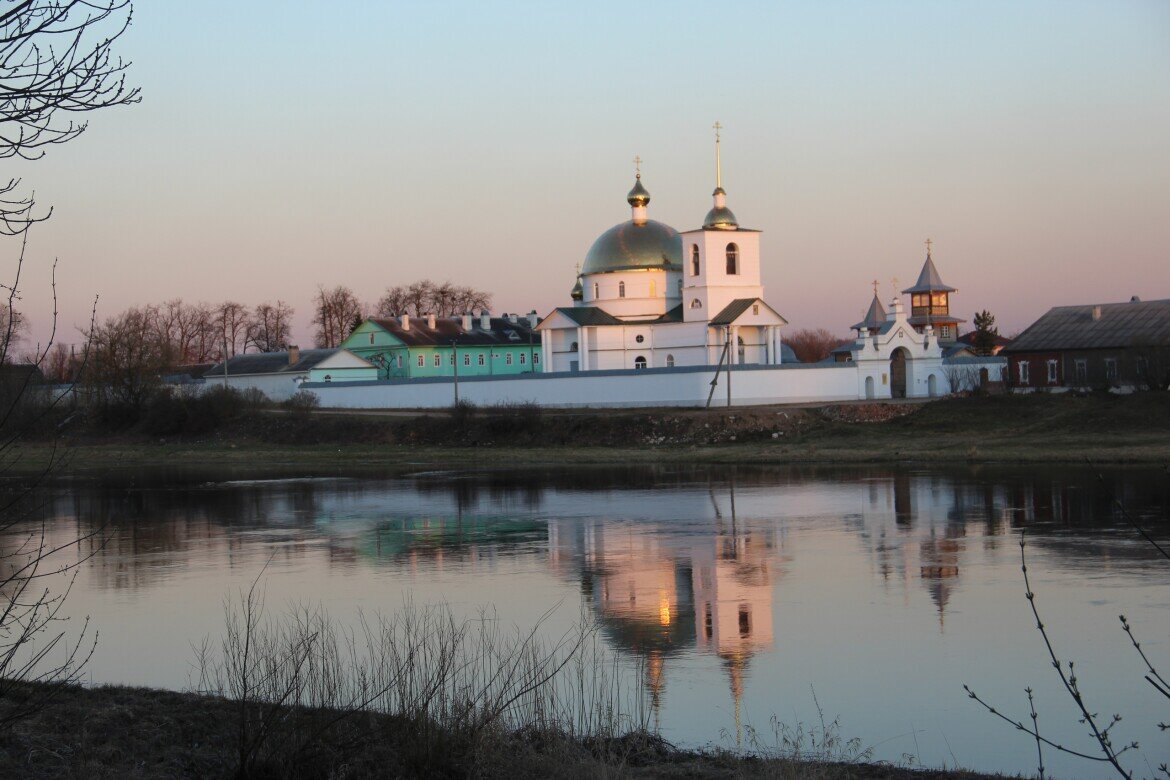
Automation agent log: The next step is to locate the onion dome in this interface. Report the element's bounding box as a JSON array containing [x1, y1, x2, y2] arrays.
[[581, 176, 682, 275], [703, 187, 738, 230], [627, 175, 650, 207], [570, 276, 583, 301], [582, 220, 682, 274]]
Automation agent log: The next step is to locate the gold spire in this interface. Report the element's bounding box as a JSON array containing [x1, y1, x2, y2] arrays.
[[713, 121, 723, 189]]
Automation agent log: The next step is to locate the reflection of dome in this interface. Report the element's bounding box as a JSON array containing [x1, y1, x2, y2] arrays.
[[582, 220, 682, 275]]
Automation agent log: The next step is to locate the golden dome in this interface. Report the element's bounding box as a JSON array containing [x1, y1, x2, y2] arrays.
[[703, 206, 739, 230], [627, 175, 650, 207], [582, 219, 682, 275]]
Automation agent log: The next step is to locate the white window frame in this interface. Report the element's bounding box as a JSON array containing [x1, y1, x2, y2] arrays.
[[463, 353, 471, 366], [477, 354, 485, 366], [417, 354, 425, 368], [433, 354, 441, 367], [533, 352, 540, 365], [506, 353, 513, 366], [1046, 359, 1058, 383], [1075, 359, 1087, 383], [1105, 357, 1118, 381], [519, 353, 526, 364], [1018, 361, 1029, 385]]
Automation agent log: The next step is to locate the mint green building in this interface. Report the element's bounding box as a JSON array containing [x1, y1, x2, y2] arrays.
[[334, 313, 543, 381]]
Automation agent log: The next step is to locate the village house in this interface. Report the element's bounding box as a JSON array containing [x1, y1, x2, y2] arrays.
[[1002, 297, 1170, 390]]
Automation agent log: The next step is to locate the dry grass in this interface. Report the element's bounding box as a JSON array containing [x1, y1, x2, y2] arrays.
[[0, 682, 1012, 780]]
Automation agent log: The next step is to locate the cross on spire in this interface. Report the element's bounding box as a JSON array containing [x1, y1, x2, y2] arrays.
[[871, 279, 880, 296], [633, 154, 642, 178], [925, 237, 933, 257], [713, 121, 723, 189]]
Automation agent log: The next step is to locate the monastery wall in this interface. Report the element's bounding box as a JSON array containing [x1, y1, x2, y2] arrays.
[[303, 363, 860, 409]]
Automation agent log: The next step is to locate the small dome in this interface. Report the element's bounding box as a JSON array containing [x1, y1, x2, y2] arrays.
[[570, 277, 583, 301], [627, 176, 650, 207], [582, 219, 682, 275], [703, 206, 738, 230]]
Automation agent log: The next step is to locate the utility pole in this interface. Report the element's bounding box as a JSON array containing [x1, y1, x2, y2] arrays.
[[726, 326, 732, 408], [222, 334, 229, 388]]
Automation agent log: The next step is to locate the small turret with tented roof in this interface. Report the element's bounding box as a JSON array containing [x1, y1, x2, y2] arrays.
[[852, 280, 889, 335], [901, 239, 963, 343]]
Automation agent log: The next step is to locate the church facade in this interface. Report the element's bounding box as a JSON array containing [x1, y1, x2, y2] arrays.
[[536, 145, 789, 373]]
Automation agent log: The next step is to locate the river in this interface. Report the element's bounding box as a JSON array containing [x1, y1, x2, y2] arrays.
[[9, 463, 1169, 777]]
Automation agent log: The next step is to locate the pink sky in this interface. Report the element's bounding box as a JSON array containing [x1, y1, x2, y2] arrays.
[[6, 1, 1169, 353]]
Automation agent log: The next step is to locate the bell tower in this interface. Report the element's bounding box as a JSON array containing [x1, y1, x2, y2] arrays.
[[681, 122, 763, 323]]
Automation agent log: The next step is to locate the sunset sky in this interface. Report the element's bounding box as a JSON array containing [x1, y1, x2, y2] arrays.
[[7, 0, 1169, 351]]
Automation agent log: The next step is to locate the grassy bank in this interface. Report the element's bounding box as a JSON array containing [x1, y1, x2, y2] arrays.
[[0, 683, 1004, 779], [11, 391, 1170, 474]]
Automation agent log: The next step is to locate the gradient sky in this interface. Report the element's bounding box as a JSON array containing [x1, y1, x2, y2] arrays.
[[7, 0, 1169, 351]]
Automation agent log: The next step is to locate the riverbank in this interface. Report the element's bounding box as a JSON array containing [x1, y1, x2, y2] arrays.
[[0, 683, 1005, 779], [11, 391, 1170, 474]]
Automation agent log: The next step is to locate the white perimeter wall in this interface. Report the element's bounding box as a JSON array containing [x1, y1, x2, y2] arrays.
[[303, 364, 859, 409]]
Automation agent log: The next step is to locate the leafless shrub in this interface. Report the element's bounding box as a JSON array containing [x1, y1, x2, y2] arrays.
[[192, 582, 647, 778]]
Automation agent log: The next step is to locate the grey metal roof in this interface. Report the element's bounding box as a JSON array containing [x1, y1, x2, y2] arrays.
[[206, 349, 337, 377], [550, 306, 684, 327], [1004, 298, 1170, 352], [851, 294, 888, 331], [551, 307, 625, 327], [369, 317, 539, 347], [709, 298, 769, 326], [902, 253, 956, 294]]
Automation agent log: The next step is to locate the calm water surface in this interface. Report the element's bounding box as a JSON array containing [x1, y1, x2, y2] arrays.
[[13, 463, 1170, 778]]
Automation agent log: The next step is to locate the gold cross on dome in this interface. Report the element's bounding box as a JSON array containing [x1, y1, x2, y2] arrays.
[[633, 155, 642, 176], [713, 121, 722, 141]]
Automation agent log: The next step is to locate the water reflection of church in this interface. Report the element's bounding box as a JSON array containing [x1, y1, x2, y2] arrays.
[[546, 486, 781, 731]]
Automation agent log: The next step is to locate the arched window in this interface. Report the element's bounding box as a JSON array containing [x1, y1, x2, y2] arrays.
[[690, 298, 702, 309], [592, 282, 599, 299], [618, 281, 626, 298], [570, 341, 578, 351], [666, 354, 675, 368], [691, 245, 700, 276], [323, 374, 332, 382], [726, 243, 739, 275], [634, 355, 647, 369], [649, 280, 656, 297]]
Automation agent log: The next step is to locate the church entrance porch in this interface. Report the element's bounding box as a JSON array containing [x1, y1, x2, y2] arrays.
[[891, 348, 909, 398]]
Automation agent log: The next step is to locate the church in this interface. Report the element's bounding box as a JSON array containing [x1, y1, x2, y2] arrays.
[[535, 132, 790, 372]]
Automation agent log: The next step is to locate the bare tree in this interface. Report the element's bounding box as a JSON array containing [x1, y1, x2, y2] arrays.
[[375, 280, 492, 318], [216, 301, 250, 358], [785, 328, 846, 364], [84, 305, 174, 412], [311, 286, 362, 348], [1, 1, 140, 233], [248, 301, 294, 353], [0, 301, 24, 362], [0, 0, 138, 726]]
